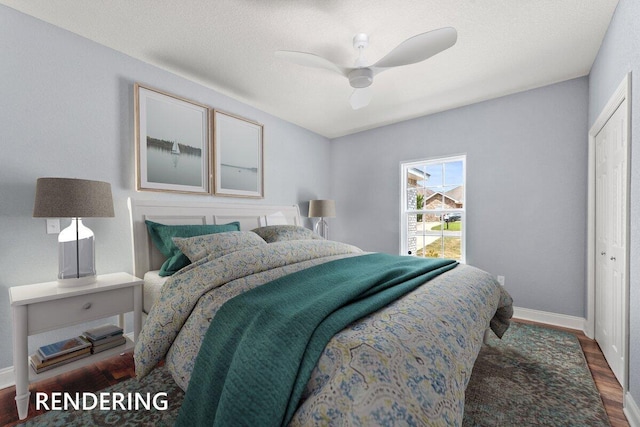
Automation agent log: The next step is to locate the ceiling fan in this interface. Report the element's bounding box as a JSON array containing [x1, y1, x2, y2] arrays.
[[275, 27, 457, 110]]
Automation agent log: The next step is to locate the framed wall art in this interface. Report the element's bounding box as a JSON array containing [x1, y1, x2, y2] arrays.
[[135, 83, 210, 194], [213, 110, 264, 198]]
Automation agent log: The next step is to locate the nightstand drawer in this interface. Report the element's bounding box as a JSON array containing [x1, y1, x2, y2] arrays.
[[27, 287, 133, 334]]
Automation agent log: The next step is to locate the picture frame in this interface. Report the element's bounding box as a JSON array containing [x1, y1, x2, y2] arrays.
[[213, 110, 264, 198], [135, 83, 211, 194]]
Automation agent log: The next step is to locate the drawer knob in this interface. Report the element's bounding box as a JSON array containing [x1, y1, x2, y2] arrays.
[[82, 302, 92, 310]]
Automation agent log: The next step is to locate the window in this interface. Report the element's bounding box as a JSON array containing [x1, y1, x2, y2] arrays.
[[400, 155, 465, 261]]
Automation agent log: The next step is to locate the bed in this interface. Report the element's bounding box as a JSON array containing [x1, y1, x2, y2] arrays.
[[128, 197, 513, 426]]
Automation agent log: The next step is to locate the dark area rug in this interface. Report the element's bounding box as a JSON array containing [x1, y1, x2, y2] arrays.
[[19, 322, 609, 426], [463, 322, 610, 426]]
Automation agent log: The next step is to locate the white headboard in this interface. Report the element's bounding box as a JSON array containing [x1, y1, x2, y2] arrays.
[[128, 197, 302, 279]]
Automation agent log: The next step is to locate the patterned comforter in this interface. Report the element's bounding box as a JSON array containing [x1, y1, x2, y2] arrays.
[[135, 239, 513, 426]]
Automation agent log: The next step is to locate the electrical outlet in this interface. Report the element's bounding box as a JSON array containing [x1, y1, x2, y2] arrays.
[[496, 275, 505, 286], [46, 219, 60, 234]]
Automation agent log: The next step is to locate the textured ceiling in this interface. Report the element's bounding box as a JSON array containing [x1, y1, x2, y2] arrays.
[[1, 0, 619, 138]]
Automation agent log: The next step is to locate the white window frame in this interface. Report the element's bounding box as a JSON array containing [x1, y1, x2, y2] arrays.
[[400, 154, 466, 262]]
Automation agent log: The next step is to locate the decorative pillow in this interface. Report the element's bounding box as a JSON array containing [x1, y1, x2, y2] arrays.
[[145, 220, 240, 276], [251, 225, 322, 243], [173, 231, 267, 263]]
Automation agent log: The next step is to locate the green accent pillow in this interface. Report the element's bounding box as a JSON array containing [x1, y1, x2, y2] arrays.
[[145, 220, 241, 276]]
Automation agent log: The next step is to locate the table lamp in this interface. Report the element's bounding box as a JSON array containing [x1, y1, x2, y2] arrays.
[[33, 177, 115, 287], [308, 199, 336, 240]]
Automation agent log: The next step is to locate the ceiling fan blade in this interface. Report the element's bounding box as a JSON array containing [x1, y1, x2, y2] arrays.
[[350, 87, 373, 110], [275, 50, 347, 76], [372, 27, 457, 70]]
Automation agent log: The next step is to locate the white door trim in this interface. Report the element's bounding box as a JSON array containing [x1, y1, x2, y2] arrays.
[[587, 72, 631, 392]]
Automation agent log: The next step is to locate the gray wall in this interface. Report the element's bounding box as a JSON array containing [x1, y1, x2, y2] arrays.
[[588, 0, 639, 407], [0, 5, 331, 369], [330, 77, 589, 319]]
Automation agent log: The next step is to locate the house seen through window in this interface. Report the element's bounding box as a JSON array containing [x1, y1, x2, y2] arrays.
[[400, 155, 465, 262]]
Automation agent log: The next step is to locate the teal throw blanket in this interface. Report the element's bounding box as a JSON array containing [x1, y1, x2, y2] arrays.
[[176, 253, 458, 427]]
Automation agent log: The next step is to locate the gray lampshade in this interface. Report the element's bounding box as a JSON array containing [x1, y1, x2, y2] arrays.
[[308, 199, 336, 218], [33, 177, 115, 218]]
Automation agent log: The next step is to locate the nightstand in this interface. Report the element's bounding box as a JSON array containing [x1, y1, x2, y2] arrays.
[[9, 272, 143, 420]]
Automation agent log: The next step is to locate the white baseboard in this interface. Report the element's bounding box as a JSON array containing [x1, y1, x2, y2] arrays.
[[0, 365, 14, 390], [625, 391, 640, 427], [512, 306, 587, 332]]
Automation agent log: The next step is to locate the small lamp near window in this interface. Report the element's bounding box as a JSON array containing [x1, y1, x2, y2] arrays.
[[308, 199, 336, 240], [33, 177, 115, 287]]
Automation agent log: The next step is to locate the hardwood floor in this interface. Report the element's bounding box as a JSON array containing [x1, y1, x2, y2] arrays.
[[0, 320, 630, 426], [580, 334, 629, 427]]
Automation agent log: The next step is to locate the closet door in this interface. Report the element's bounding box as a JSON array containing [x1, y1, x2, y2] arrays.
[[594, 98, 628, 385]]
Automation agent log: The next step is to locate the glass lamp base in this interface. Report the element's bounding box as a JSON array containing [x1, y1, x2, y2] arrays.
[[58, 218, 97, 286], [314, 218, 329, 240]]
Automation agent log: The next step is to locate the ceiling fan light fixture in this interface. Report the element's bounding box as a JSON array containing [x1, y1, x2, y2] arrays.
[[352, 33, 369, 50], [348, 68, 373, 88], [276, 27, 456, 109]]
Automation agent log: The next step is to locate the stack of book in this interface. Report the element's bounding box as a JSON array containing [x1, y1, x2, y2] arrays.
[[29, 336, 91, 374], [83, 324, 126, 354]]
